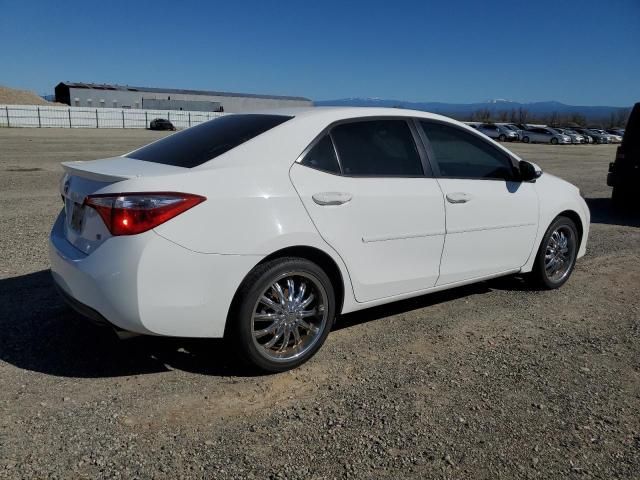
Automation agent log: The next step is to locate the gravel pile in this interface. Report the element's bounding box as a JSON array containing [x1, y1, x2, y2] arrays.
[[0, 85, 60, 106]]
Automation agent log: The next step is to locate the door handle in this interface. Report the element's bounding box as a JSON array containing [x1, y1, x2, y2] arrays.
[[446, 192, 472, 204], [312, 192, 352, 206]]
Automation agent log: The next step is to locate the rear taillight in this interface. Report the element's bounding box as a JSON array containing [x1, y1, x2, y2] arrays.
[[85, 192, 205, 236]]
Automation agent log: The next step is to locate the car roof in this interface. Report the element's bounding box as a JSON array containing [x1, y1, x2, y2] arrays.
[[195, 106, 525, 171], [242, 106, 460, 123]]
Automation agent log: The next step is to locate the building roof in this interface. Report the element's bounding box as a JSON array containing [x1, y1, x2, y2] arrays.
[[55, 82, 311, 102]]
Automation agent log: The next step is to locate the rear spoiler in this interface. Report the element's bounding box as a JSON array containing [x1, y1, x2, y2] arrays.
[[61, 157, 186, 182]]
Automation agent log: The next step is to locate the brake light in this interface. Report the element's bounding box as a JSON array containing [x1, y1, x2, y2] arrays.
[[85, 192, 205, 236]]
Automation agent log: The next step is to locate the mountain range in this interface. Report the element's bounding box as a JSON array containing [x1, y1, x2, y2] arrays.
[[314, 98, 630, 122]]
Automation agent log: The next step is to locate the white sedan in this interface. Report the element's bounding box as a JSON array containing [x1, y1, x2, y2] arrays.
[[49, 108, 590, 371]]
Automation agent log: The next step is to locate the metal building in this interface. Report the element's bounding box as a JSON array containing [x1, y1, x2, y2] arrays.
[[54, 82, 312, 112]]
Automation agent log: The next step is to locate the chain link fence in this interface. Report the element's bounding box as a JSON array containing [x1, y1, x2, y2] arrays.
[[0, 105, 226, 129]]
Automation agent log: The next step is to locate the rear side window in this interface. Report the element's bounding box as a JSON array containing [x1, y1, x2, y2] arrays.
[[420, 121, 516, 181], [331, 120, 424, 176], [301, 135, 340, 174], [128, 114, 292, 168]]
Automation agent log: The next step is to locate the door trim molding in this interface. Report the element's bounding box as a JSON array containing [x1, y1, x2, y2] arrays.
[[447, 222, 536, 235], [362, 230, 445, 243]]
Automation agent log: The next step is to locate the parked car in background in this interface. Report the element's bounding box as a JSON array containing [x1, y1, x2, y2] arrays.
[[49, 108, 590, 371], [521, 127, 572, 144], [607, 128, 625, 137], [476, 123, 519, 141], [501, 124, 523, 140], [551, 128, 585, 144], [592, 129, 622, 143], [149, 118, 176, 131], [573, 128, 609, 144], [608, 102, 640, 208]]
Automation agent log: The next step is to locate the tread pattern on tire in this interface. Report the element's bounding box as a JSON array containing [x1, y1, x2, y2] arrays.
[[229, 257, 336, 373]]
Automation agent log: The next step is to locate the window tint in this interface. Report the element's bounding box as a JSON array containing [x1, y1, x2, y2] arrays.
[[330, 120, 423, 176], [128, 114, 292, 168], [301, 135, 340, 174], [420, 122, 516, 180]]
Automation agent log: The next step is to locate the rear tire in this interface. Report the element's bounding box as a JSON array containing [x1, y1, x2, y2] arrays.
[[230, 257, 336, 372], [551, 137, 558, 145], [522, 136, 530, 143], [529, 216, 578, 289]]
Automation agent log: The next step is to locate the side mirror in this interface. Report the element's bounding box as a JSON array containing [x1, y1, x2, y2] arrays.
[[519, 160, 542, 182]]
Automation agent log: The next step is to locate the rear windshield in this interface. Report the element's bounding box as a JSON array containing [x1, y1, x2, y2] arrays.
[[127, 114, 292, 168]]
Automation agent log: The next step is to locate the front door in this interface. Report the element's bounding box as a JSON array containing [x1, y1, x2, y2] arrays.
[[418, 120, 539, 285]]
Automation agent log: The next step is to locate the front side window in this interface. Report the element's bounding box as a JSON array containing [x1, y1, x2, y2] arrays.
[[420, 121, 516, 181], [330, 120, 424, 176], [128, 114, 292, 168]]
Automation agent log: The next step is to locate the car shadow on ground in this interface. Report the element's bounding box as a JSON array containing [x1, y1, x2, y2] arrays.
[[335, 283, 491, 331], [0, 270, 258, 378], [585, 197, 640, 228], [0, 270, 537, 379]]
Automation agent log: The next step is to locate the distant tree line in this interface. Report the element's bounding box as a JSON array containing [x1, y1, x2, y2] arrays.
[[460, 107, 631, 128]]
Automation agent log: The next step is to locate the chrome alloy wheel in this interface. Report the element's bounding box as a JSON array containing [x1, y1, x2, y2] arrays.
[[544, 226, 575, 283], [251, 272, 328, 362]]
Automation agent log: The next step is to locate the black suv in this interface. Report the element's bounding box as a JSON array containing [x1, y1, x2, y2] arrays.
[[607, 103, 639, 207], [149, 118, 176, 131]]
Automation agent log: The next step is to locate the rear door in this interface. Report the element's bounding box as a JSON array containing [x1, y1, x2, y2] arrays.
[[418, 121, 539, 285], [290, 118, 446, 303]]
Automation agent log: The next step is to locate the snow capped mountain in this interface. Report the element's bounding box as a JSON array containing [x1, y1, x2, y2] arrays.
[[314, 98, 629, 121]]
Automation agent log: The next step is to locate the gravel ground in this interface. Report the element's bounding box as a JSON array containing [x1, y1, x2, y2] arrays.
[[0, 128, 638, 479]]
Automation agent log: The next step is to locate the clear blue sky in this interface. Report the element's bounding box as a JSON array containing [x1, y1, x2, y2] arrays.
[[1, 0, 639, 106]]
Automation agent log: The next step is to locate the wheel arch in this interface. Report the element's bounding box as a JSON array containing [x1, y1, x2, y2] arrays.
[[224, 245, 348, 338], [557, 209, 584, 245], [521, 207, 586, 274], [257, 246, 346, 315]]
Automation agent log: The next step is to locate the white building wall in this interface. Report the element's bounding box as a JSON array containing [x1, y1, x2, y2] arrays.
[[0, 104, 226, 129], [66, 88, 312, 112]]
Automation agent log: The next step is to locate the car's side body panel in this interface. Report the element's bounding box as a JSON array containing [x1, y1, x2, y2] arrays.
[[520, 173, 590, 272], [289, 163, 446, 302], [435, 178, 539, 285]]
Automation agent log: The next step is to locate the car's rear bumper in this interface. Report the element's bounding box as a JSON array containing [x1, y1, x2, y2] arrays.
[[49, 211, 262, 338], [53, 279, 118, 328]]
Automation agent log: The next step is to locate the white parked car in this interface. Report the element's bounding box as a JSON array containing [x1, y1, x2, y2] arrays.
[[521, 127, 572, 144], [592, 129, 622, 143], [49, 108, 590, 371], [552, 128, 585, 144], [475, 123, 519, 142]]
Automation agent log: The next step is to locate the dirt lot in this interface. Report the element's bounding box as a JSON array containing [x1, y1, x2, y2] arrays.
[[0, 128, 638, 479]]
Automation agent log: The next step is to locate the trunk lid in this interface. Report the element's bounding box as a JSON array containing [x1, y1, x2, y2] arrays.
[[60, 157, 187, 254]]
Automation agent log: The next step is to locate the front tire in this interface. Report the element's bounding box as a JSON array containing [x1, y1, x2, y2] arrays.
[[498, 134, 506, 142], [529, 216, 579, 289], [522, 136, 530, 143], [230, 257, 336, 372], [550, 137, 558, 145]]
